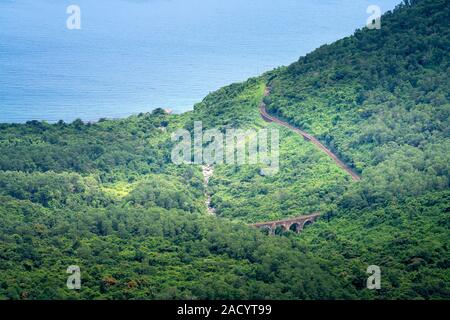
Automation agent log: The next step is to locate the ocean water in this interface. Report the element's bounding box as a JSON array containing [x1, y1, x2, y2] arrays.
[[0, 0, 399, 123]]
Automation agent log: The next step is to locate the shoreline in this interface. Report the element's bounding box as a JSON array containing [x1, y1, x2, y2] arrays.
[[0, 107, 186, 126]]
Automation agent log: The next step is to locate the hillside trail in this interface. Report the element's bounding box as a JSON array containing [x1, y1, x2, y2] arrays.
[[260, 87, 361, 181]]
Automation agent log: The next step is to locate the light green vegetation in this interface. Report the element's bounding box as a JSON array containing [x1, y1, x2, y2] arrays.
[[210, 125, 350, 223]]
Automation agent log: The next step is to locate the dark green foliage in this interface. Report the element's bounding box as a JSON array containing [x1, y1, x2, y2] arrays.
[[298, 191, 450, 299], [0, 113, 176, 182], [0, 196, 351, 300]]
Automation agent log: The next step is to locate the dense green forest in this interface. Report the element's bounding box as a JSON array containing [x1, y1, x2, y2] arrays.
[[0, 0, 449, 299], [265, 0, 450, 206]]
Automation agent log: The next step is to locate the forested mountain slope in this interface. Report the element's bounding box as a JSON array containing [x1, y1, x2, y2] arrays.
[[189, 0, 450, 298], [0, 112, 353, 299], [264, 0, 450, 298], [0, 0, 448, 300], [265, 0, 449, 207], [191, 79, 351, 222]]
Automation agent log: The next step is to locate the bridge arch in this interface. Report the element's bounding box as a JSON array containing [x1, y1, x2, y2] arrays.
[[289, 223, 301, 233], [302, 220, 313, 229], [274, 225, 287, 235]]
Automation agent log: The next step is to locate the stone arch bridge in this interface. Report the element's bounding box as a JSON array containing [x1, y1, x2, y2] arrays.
[[250, 213, 321, 235]]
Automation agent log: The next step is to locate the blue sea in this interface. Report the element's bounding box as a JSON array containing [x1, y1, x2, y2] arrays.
[[0, 0, 399, 123]]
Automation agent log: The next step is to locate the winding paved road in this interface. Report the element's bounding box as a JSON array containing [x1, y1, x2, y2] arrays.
[[260, 88, 361, 181]]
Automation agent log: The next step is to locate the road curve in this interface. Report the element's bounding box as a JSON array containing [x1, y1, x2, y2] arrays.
[[260, 90, 361, 181]]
